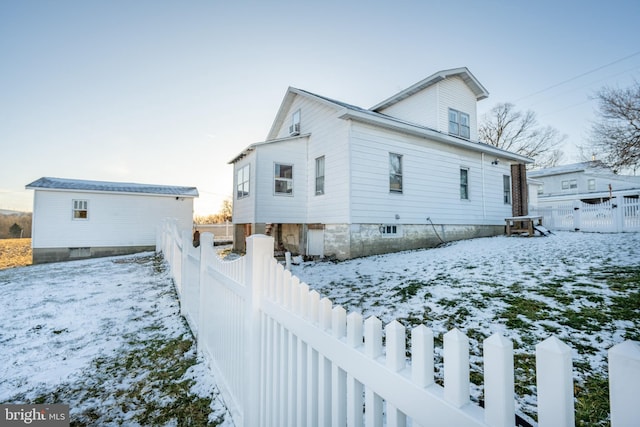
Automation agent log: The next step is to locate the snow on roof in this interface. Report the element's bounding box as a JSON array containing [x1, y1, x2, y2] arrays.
[[26, 177, 199, 197]]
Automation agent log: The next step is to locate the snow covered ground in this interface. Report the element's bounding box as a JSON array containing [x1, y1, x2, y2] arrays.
[[0, 252, 233, 426], [290, 231, 640, 423]]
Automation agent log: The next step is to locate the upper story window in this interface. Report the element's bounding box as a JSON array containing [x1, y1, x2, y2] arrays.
[[460, 168, 469, 200], [389, 153, 403, 193], [561, 179, 577, 190], [275, 163, 293, 195], [236, 164, 250, 199], [588, 179, 596, 191], [503, 175, 511, 204], [73, 199, 88, 220], [289, 110, 301, 135], [449, 109, 470, 139], [315, 156, 325, 195]]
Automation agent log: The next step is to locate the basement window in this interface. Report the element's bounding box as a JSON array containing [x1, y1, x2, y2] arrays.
[[380, 224, 400, 236], [73, 200, 88, 220]]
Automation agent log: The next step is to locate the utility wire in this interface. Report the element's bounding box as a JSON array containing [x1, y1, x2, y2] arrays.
[[514, 49, 640, 102]]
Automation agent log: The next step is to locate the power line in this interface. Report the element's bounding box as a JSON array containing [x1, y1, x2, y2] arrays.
[[514, 49, 640, 102]]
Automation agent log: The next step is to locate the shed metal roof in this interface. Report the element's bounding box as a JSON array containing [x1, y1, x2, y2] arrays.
[[26, 177, 199, 197]]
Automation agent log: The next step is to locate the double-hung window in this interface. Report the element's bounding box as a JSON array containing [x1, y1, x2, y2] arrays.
[[315, 156, 325, 195], [275, 163, 293, 195], [73, 200, 88, 219], [389, 153, 403, 193], [460, 168, 469, 200], [449, 109, 470, 139], [289, 110, 301, 135], [503, 175, 511, 204], [236, 164, 250, 199]]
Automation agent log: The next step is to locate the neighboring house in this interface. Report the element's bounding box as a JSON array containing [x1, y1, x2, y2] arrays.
[[229, 68, 532, 260], [528, 161, 640, 208], [26, 177, 198, 264]]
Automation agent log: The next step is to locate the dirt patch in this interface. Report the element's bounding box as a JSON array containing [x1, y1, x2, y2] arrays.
[[0, 238, 32, 269]]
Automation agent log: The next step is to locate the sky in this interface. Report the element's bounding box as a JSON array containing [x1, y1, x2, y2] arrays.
[[1, 1, 639, 215]]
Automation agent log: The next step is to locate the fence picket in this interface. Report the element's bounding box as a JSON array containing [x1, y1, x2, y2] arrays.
[[411, 325, 434, 388], [535, 336, 575, 427], [483, 334, 515, 427], [444, 328, 470, 408], [609, 340, 640, 427]]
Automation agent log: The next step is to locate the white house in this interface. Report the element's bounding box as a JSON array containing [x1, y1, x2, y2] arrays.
[[528, 160, 640, 207], [229, 68, 532, 260], [26, 177, 198, 264]]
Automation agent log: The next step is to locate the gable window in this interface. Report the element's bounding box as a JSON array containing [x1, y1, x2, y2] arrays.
[[460, 168, 469, 200], [315, 156, 325, 195], [275, 163, 293, 195], [503, 175, 511, 204], [73, 199, 88, 220], [236, 164, 250, 199], [449, 109, 470, 139], [289, 110, 301, 135], [389, 153, 403, 193]]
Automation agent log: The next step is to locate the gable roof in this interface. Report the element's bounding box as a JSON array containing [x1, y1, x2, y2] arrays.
[[371, 67, 489, 111], [26, 177, 199, 197]]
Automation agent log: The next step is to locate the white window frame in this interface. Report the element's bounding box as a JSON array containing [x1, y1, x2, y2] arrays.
[[236, 164, 250, 199], [449, 108, 470, 139], [380, 224, 401, 237], [562, 179, 577, 190], [274, 163, 294, 195], [389, 153, 403, 193], [588, 178, 596, 191], [503, 175, 511, 204], [289, 109, 301, 134], [315, 156, 325, 195], [72, 199, 88, 220], [460, 168, 470, 200]]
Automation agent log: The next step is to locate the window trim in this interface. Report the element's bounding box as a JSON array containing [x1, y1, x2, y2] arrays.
[[460, 168, 470, 200], [562, 179, 577, 190], [588, 178, 596, 191], [503, 175, 511, 204], [389, 152, 403, 194], [449, 108, 470, 139], [72, 199, 89, 220], [274, 162, 294, 196], [236, 164, 250, 199], [315, 156, 325, 196]]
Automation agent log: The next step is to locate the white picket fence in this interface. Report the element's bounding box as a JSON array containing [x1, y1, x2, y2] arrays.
[[533, 194, 640, 232], [157, 219, 639, 427]]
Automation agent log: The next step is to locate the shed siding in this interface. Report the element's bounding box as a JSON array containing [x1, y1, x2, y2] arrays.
[[348, 122, 512, 225], [32, 190, 193, 248]]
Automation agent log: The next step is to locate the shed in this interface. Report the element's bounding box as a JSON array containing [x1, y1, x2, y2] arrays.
[[26, 177, 198, 264]]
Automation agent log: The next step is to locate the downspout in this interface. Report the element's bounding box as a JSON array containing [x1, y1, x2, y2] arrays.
[[481, 153, 486, 219]]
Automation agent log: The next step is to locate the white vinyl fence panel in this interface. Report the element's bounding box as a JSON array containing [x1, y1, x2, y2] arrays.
[[157, 219, 639, 427]]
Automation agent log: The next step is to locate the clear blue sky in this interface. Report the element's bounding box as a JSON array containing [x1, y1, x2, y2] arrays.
[[1, 0, 639, 214]]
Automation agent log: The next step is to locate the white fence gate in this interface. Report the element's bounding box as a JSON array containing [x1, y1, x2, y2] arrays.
[[157, 219, 639, 427], [534, 195, 640, 232]]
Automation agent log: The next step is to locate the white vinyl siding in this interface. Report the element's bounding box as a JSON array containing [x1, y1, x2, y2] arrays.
[[32, 190, 193, 249], [349, 122, 512, 225]]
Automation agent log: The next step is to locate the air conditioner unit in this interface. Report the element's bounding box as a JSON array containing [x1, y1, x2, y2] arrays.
[[289, 123, 300, 136]]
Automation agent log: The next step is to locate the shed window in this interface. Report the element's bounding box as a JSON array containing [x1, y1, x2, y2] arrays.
[[275, 163, 293, 195], [73, 200, 88, 219]]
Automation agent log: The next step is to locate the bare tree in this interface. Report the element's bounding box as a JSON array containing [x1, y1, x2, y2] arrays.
[[479, 103, 566, 168], [194, 198, 233, 224], [590, 81, 640, 173]]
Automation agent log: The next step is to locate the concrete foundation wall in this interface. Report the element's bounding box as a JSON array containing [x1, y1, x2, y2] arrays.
[[32, 245, 155, 264]]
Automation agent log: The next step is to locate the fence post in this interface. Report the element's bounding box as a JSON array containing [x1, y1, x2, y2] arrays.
[[573, 201, 581, 231], [536, 336, 574, 427], [612, 195, 625, 232], [609, 340, 640, 427], [243, 234, 274, 427]]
